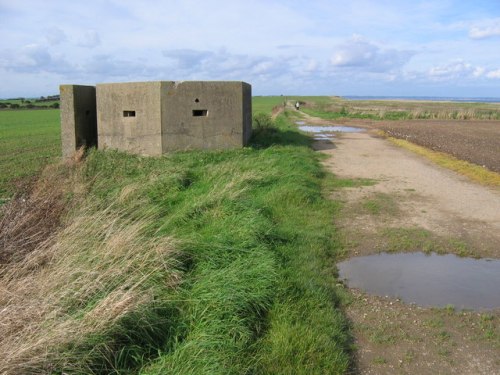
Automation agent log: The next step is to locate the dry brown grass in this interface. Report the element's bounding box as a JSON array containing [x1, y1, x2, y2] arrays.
[[306, 98, 500, 120], [0, 150, 180, 374], [0, 149, 86, 265]]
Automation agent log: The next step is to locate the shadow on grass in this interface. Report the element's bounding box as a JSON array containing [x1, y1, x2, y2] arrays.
[[250, 127, 313, 149]]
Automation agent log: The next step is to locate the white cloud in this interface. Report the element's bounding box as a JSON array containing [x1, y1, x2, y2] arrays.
[[428, 60, 478, 81], [1, 1, 500, 97], [469, 20, 500, 39], [473, 67, 485, 77], [0, 44, 73, 74], [78, 30, 101, 48], [45, 27, 67, 45], [330, 35, 413, 73], [161, 48, 287, 80], [486, 69, 500, 79], [331, 36, 378, 67], [424, 60, 500, 82]]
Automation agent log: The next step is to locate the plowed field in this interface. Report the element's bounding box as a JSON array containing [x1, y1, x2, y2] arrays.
[[341, 119, 500, 173]]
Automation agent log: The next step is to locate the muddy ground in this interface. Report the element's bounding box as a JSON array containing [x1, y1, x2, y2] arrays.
[[339, 119, 500, 173], [299, 112, 500, 374]]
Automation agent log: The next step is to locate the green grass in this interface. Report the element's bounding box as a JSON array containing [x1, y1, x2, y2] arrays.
[[252, 96, 286, 114], [381, 227, 435, 253], [252, 96, 333, 115], [1, 109, 352, 373], [0, 109, 60, 197]]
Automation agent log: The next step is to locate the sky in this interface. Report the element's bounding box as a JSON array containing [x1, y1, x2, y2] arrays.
[[1, 0, 500, 98]]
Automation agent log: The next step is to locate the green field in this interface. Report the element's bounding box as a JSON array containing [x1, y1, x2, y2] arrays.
[[0, 109, 60, 198], [0, 102, 354, 373], [252, 96, 333, 114], [252, 96, 285, 113]]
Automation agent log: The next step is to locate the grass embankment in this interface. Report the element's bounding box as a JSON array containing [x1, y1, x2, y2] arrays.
[[0, 109, 61, 198], [302, 97, 500, 120], [1, 108, 351, 373]]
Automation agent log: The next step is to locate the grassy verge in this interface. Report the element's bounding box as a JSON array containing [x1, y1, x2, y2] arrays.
[[1, 111, 351, 373], [381, 133, 500, 187]]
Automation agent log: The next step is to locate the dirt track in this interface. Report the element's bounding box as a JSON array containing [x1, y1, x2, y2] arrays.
[[341, 119, 500, 173], [301, 112, 500, 374], [299, 111, 500, 257], [321, 130, 500, 258]]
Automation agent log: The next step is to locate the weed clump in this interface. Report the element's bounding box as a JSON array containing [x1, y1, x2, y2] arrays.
[[0, 160, 79, 265]]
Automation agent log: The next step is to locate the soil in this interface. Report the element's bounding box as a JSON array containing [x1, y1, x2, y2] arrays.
[[341, 119, 499, 173], [300, 112, 500, 374]]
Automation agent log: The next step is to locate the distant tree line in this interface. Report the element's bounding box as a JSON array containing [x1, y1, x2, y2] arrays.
[[0, 102, 59, 110], [0, 95, 60, 110]]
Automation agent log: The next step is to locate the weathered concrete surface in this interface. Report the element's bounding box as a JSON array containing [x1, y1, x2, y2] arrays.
[[60, 85, 97, 158], [96, 82, 163, 156], [161, 81, 251, 151], [94, 81, 251, 156]]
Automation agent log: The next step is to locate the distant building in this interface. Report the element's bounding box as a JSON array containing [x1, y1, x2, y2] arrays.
[[60, 81, 252, 158]]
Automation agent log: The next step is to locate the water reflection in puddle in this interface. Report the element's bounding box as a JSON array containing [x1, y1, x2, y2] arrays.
[[298, 125, 364, 133], [313, 133, 335, 141], [337, 252, 500, 311]]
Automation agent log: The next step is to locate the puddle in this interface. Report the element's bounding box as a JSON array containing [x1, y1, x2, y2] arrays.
[[337, 252, 500, 311], [295, 121, 306, 125], [298, 125, 364, 133], [313, 133, 336, 140]]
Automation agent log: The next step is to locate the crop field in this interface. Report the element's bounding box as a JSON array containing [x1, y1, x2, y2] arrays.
[[0, 109, 60, 198], [376, 120, 500, 174]]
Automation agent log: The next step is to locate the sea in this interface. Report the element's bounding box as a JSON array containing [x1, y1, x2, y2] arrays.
[[344, 96, 500, 103]]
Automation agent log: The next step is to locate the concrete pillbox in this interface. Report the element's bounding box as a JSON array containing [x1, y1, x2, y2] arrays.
[[60, 81, 252, 157]]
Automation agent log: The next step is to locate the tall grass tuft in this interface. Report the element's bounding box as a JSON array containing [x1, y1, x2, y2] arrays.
[[0, 159, 181, 374]]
